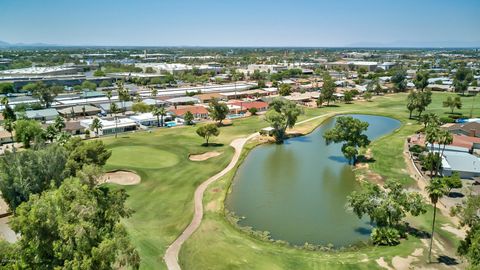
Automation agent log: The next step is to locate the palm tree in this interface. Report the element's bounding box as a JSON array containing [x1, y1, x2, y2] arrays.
[[425, 124, 440, 153], [151, 107, 167, 127], [436, 130, 453, 175], [426, 178, 448, 263], [106, 90, 113, 117], [110, 102, 119, 138], [90, 118, 102, 137], [151, 88, 158, 105]]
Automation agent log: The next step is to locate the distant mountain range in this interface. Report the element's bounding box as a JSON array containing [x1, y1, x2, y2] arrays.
[[0, 40, 58, 48], [1, 39, 479, 49]]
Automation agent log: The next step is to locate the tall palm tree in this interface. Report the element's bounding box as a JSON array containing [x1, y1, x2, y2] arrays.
[[436, 130, 453, 175], [90, 118, 102, 137], [110, 102, 119, 138], [425, 124, 440, 153], [151, 107, 167, 127], [106, 90, 113, 117], [151, 88, 158, 105], [426, 178, 448, 263]]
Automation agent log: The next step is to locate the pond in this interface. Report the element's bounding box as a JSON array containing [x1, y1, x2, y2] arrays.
[[226, 114, 401, 247]]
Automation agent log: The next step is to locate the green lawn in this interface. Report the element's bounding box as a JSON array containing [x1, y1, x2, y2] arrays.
[[102, 92, 479, 269]]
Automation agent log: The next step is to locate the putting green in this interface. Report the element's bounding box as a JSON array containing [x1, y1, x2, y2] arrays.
[[108, 145, 180, 169]]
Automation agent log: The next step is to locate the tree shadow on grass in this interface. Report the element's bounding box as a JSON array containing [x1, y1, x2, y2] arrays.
[[437, 255, 459, 266], [448, 192, 464, 198], [201, 143, 224, 147], [356, 155, 376, 164], [405, 223, 430, 239]]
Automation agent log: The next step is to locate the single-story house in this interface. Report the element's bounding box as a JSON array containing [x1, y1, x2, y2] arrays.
[[98, 101, 133, 114], [64, 121, 86, 135], [170, 105, 209, 119], [444, 122, 480, 138], [441, 151, 480, 179], [20, 108, 59, 121], [194, 93, 226, 103], [80, 117, 137, 136], [142, 98, 167, 107], [81, 91, 106, 99], [229, 101, 269, 113], [165, 96, 200, 106], [130, 112, 172, 126], [58, 105, 101, 118]]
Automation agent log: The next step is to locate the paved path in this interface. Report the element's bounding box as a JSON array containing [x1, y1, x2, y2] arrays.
[[164, 112, 337, 270], [164, 133, 258, 270]]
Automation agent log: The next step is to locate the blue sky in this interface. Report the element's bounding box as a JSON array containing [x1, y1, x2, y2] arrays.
[[1, 0, 479, 47]]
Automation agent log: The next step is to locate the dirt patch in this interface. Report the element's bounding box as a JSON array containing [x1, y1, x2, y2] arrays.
[[101, 170, 141, 185], [441, 224, 466, 239], [189, 151, 222, 161], [391, 248, 423, 270], [376, 257, 393, 270], [0, 195, 9, 216]]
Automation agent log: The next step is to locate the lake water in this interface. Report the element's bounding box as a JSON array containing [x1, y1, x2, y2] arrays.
[[226, 114, 401, 247]]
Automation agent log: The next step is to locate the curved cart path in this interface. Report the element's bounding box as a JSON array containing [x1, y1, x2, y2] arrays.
[[164, 112, 336, 270], [164, 133, 258, 270]]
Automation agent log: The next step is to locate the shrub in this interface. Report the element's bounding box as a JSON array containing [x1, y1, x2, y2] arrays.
[[248, 107, 258, 115], [371, 227, 401, 246], [448, 114, 465, 120], [440, 116, 455, 124], [409, 144, 426, 155]]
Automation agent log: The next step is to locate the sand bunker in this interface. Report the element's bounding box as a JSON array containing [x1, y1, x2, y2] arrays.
[[189, 151, 222, 161], [101, 170, 141, 185]]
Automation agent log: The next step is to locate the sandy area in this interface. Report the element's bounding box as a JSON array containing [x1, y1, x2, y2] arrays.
[[0, 194, 9, 216], [189, 151, 222, 161], [101, 170, 141, 185], [441, 224, 467, 239]]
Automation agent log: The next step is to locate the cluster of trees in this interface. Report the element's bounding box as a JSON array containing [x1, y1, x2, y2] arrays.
[[451, 194, 480, 267], [207, 98, 229, 126], [406, 90, 432, 119], [348, 181, 426, 245], [391, 69, 407, 92], [323, 116, 370, 165], [0, 137, 140, 269], [265, 99, 303, 143], [0, 82, 14, 94], [317, 73, 336, 106], [278, 83, 292, 96], [453, 66, 474, 95], [23, 81, 63, 108], [442, 96, 462, 114]]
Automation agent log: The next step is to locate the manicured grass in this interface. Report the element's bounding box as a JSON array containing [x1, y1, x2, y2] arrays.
[[102, 92, 478, 269], [108, 145, 180, 169], [180, 92, 478, 269]]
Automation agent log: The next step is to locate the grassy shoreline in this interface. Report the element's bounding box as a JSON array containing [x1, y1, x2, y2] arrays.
[[99, 92, 477, 269]]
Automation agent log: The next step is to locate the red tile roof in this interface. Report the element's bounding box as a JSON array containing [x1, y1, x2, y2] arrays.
[[230, 101, 268, 110], [170, 105, 208, 116], [410, 133, 480, 149]]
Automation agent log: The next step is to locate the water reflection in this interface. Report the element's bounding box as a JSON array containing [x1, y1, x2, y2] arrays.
[[227, 114, 401, 246]]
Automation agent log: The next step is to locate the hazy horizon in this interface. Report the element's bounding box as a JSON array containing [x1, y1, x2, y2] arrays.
[[1, 0, 479, 48]]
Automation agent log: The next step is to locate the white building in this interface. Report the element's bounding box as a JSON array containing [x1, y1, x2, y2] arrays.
[[80, 118, 137, 136]]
